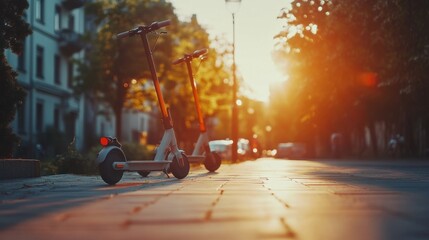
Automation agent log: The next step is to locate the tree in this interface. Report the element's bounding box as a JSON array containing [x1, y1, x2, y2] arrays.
[[273, 0, 429, 157], [0, 0, 31, 158], [375, 0, 429, 155], [76, 0, 177, 140]]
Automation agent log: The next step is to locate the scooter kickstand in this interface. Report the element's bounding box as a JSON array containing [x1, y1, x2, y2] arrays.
[[163, 169, 171, 178]]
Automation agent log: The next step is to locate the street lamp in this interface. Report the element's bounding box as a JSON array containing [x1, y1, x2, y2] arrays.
[[225, 0, 241, 163]]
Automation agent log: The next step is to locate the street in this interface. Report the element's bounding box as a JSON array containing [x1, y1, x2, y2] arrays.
[[1, 158, 429, 240]]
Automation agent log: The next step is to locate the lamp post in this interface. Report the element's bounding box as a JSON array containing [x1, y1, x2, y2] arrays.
[[225, 0, 241, 163]]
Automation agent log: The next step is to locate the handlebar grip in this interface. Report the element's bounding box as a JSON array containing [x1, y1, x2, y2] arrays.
[[172, 58, 185, 65], [116, 27, 139, 40], [152, 20, 171, 31], [116, 31, 130, 39], [192, 48, 208, 58]]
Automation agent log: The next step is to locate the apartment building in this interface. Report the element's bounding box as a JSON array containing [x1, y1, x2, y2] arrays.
[[6, 0, 157, 157], [5, 0, 86, 156]]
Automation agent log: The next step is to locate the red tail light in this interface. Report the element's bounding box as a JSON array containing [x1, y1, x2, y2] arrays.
[[100, 137, 110, 146]]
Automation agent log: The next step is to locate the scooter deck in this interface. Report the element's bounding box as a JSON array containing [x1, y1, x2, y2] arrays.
[[113, 160, 172, 171], [187, 155, 205, 164]]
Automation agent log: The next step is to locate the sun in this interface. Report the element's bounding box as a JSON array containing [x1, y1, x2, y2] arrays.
[[239, 62, 286, 103], [169, 0, 289, 103]]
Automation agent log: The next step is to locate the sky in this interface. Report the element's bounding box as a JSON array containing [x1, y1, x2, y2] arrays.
[[168, 0, 290, 102]]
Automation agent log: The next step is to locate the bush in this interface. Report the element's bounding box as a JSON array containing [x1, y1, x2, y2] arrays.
[[55, 138, 97, 175], [41, 159, 59, 175]]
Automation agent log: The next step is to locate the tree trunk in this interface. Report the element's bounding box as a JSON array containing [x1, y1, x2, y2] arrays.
[[369, 122, 378, 157]]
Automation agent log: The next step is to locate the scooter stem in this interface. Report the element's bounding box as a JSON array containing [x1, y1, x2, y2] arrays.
[[140, 33, 172, 129], [185, 60, 206, 132]]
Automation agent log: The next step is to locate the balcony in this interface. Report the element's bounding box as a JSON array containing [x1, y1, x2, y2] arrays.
[[59, 29, 84, 56], [62, 0, 85, 11]]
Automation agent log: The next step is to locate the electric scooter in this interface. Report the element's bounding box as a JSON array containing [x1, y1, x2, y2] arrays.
[[172, 49, 221, 172], [96, 20, 190, 185]]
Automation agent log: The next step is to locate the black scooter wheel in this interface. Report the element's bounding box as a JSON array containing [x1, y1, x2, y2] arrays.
[[204, 151, 221, 172], [138, 171, 151, 177], [170, 153, 190, 179], [99, 150, 125, 185]]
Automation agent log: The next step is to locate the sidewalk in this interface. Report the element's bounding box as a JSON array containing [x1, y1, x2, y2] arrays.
[[1, 158, 429, 240]]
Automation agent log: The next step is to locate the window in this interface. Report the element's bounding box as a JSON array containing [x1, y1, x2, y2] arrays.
[[17, 44, 26, 72], [17, 101, 26, 133], [67, 61, 74, 88], [54, 107, 60, 130], [36, 45, 44, 79], [54, 55, 61, 85], [35, 0, 44, 23], [68, 15, 75, 31], [55, 5, 61, 31], [36, 102, 44, 133]]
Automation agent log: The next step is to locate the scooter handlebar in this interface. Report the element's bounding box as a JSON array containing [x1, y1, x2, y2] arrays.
[[192, 48, 208, 58], [115, 20, 170, 40], [172, 48, 208, 65], [151, 20, 171, 31], [116, 27, 139, 40], [172, 58, 185, 65]]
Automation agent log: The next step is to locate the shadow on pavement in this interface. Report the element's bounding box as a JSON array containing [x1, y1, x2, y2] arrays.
[[301, 160, 429, 194], [0, 172, 193, 230]]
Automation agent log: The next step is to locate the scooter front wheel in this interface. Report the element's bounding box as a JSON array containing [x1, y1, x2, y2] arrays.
[[99, 150, 125, 185], [170, 152, 190, 179], [204, 151, 221, 172]]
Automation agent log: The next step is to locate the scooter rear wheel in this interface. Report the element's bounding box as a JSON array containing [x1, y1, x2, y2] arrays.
[[204, 151, 221, 172], [99, 150, 125, 185], [170, 152, 190, 179]]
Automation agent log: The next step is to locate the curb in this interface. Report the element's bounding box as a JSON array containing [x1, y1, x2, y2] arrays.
[[0, 159, 41, 180]]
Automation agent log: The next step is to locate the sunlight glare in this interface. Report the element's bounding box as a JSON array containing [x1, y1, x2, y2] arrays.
[[169, 0, 291, 102]]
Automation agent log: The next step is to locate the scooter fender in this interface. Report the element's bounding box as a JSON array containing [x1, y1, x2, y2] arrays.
[[96, 146, 126, 165], [167, 149, 185, 161]]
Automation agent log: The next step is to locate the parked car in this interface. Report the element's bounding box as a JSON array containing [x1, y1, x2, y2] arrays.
[[209, 139, 248, 161], [275, 142, 306, 159], [209, 140, 232, 160], [238, 138, 251, 157]]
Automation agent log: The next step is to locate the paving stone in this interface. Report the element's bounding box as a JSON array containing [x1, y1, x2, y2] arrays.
[[2, 159, 429, 239]]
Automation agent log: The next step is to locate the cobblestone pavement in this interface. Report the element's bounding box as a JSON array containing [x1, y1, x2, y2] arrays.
[[1, 158, 429, 240]]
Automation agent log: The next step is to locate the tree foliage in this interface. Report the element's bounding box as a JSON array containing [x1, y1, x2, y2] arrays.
[[0, 0, 31, 158], [76, 0, 177, 139], [77, 1, 232, 147], [272, 0, 429, 157]]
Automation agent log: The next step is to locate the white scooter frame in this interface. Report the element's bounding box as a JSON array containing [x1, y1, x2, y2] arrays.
[[96, 20, 189, 185], [172, 49, 221, 172]]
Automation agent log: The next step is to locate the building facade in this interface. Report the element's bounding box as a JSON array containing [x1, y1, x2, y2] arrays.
[[6, 0, 157, 157], [6, 0, 86, 156]]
